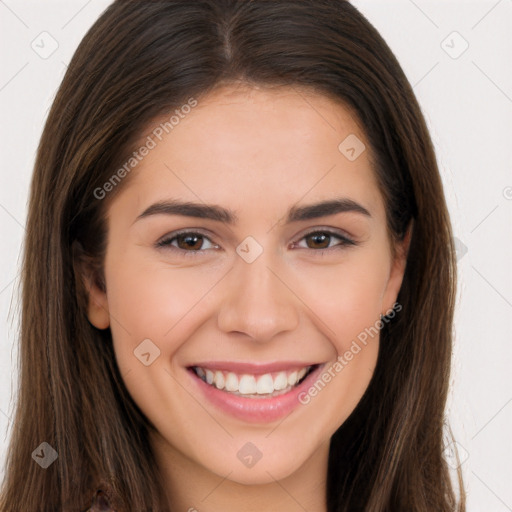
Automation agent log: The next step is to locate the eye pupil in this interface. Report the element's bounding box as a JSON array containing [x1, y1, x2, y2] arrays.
[[308, 233, 330, 249], [160, 230, 351, 254], [178, 234, 203, 250]]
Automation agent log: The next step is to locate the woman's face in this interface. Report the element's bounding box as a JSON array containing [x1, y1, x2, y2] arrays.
[[85, 85, 408, 486]]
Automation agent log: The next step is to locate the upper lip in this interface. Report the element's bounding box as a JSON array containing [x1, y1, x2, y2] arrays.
[[188, 361, 320, 375]]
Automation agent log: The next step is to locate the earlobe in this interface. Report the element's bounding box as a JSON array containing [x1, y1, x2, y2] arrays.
[[72, 240, 110, 330], [84, 274, 110, 330], [381, 221, 413, 315]]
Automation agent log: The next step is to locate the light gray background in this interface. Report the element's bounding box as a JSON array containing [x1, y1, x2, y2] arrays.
[[0, 1, 511, 510]]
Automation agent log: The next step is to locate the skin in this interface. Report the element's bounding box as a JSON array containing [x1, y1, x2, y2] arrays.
[[83, 84, 411, 512]]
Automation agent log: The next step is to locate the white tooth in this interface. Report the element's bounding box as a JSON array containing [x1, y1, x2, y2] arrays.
[[239, 374, 257, 394], [273, 372, 288, 391], [196, 367, 206, 378], [256, 374, 274, 394], [287, 370, 298, 386], [214, 371, 225, 389], [297, 367, 307, 381], [225, 372, 239, 392], [205, 369, 214, 385]]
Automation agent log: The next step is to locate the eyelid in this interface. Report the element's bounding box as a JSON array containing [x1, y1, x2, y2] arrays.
[[156, 228, 218, 253], [156, 226, 357, 255], [291, 227, 356, 249]]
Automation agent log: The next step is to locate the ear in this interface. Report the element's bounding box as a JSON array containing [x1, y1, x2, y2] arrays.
[[381, 220, 413, 316], [72, 241, 110, 330]]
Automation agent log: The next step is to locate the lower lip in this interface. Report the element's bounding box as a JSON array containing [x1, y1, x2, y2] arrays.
[[187, 364, 325, 423]]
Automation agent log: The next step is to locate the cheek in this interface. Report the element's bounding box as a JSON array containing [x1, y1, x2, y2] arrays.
[[102, 248, 239, 382], [293, 250, 390, 353], [293, 257, 387, 427], [99, 241, 387, 480], [103, 254, 212, 367], [102, 255, 219, 425], [104, 243, 390, 370]]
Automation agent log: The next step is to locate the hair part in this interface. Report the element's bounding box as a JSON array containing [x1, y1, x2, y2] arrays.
[[1, 1, 464, 510]]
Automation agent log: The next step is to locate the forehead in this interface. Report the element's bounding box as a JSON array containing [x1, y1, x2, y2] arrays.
[[109, 84, 384, 223]]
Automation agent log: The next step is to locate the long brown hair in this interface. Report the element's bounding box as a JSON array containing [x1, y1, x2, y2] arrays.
[[0, 1, 465, 510]]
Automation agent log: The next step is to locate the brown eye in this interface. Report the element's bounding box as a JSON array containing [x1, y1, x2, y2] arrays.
[[305, 232, 331, 249], [294, 230, 356, 251], [157, 231, 218, 254], [175, 233, 204, 251]]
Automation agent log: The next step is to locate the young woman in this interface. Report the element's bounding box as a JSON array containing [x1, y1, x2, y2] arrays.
[[0, 1, 465, 511]]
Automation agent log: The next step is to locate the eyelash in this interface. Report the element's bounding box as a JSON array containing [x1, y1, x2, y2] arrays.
[[156, 228, 357, 256]]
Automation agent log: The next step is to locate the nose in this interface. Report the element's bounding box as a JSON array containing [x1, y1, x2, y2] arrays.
[[216, 250, 300, 343]]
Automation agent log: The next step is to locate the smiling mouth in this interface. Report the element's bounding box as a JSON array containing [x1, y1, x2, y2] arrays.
[[190, 364, 318, 398]]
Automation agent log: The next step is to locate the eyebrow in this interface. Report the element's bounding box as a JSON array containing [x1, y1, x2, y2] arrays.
[[134, 197, 371, 225]]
